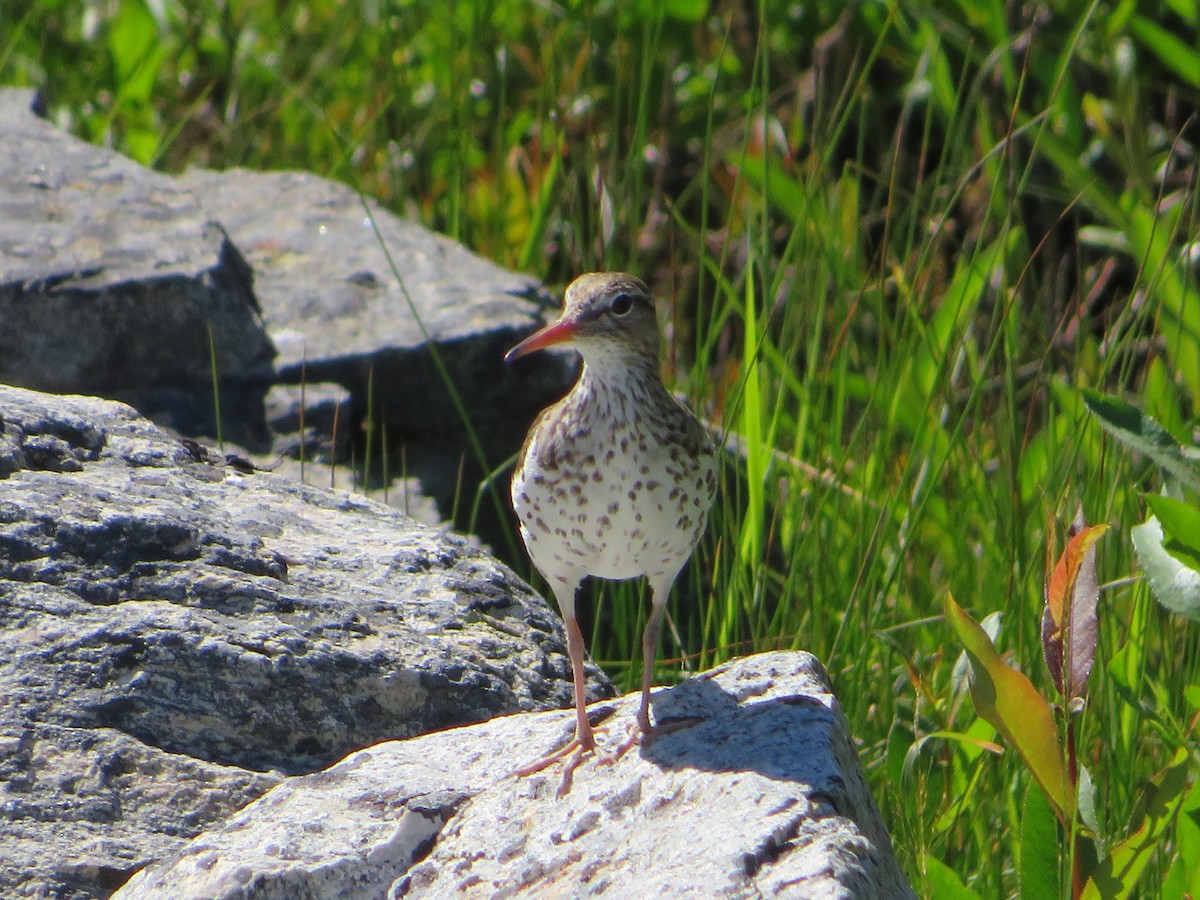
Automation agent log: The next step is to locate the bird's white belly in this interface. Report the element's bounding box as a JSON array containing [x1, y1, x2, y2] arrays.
[[512, 417, 714, 585]]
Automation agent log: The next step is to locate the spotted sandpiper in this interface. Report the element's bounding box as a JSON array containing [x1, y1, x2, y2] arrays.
[[505, 272, 717, 792]]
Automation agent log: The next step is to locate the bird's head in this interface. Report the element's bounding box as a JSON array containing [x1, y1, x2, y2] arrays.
[[504, 272, 660, 367]]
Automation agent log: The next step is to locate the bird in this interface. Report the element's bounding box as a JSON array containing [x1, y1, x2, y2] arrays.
[[504, 272, 717, 792]]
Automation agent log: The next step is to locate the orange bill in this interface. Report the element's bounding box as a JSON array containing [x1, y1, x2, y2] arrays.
[[504, 319, 579, 361]]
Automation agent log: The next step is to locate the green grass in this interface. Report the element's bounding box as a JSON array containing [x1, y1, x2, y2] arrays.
[[6, 1, 1200, 896]]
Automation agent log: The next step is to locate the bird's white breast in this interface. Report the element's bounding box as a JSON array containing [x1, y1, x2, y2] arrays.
[[511, 376, 716, 586]]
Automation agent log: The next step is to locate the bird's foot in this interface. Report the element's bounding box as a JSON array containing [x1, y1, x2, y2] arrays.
[[513, 738, 622, 798], [511, 737, 591, 797], [511, 737, 586, 778], [605, 726, 644, 763], [511, 708, 617, 797], [603, 716, 653, 763]]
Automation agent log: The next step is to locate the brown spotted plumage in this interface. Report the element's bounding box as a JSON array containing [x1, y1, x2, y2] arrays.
[[505, 272, 717, 791]]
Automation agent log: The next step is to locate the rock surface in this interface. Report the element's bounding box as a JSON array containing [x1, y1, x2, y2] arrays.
[[0, 90, 275, 445], [179, 167, 575, 437], [116, 652, 914, 900], [0, 85, 571, 503], [0, 385, 609, 898], [1, 726, 282, 900]]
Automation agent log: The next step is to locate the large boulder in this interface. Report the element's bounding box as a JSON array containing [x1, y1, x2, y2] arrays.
[[0, 86, 571, 481], [178, 166, 573, 439], [0, 89, 275, 447], [116, 652, 915, 900], [0, 384, 608, 898]]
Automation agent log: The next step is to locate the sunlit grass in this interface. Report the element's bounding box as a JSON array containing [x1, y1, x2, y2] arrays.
[[5, 1, 1199, 896]]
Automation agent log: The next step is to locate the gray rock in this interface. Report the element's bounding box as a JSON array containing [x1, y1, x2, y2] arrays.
[[0, 84, 572, 500], [0, 89, 276, 446], [0, 384, 610, 898], [0, 725, 281, 899], [115, 652, 913, 900], [178, 166, 576, 437]]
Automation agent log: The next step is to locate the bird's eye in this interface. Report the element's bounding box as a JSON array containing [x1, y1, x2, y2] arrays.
[[610, 293, 634, 316]]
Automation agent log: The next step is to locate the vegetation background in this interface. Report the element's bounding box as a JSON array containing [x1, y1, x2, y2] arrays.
[[3, 0, 1198, 896]]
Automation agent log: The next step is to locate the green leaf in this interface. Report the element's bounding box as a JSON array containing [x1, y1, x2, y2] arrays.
[[123, 126, 160, 167], [734, 154, 813, 225], [1078, 764, 1101, 836], [665, 0, 707, 22], [1159, 0, 1198, 23], [1128, 15, 1200, 89], [902, 729, 1003, 785], [1161, 777, 1200, 900], [1163, 854, 1200, 900], [911, 20, 958, 115], [633, 0, 708, 21], [1082, 748, 1193, 899], [1144, 355, 1188, 447], [1185, 685, 1200, 711], [952, 611, 1002, 696], [885, 721, 912, 787], [1081, 389, 1200, 493], [1143, 494, 1200, 557], [108, 0, 157, 85], [108, 0, 167, 106], [1020, 780, 1062, 900], [943, 595, 1074, 822], [923, 853, 981, 900], [1131, 515, 1200, 621]]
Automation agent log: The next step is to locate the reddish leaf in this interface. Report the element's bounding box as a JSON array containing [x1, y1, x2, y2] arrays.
[[1040, 605, 1063, 697], [1045, 522, 1108, 627], [1042, 520, 1107, 701], [945, 594, 1074, 823], [1066, 523, 1103, 702]]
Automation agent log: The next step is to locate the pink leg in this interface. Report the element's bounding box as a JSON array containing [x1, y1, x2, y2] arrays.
[[610, 597, 669, 760], [512, 605, 604, 796], [636, 602, 665, 734], [566, 614, 597, 750]]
